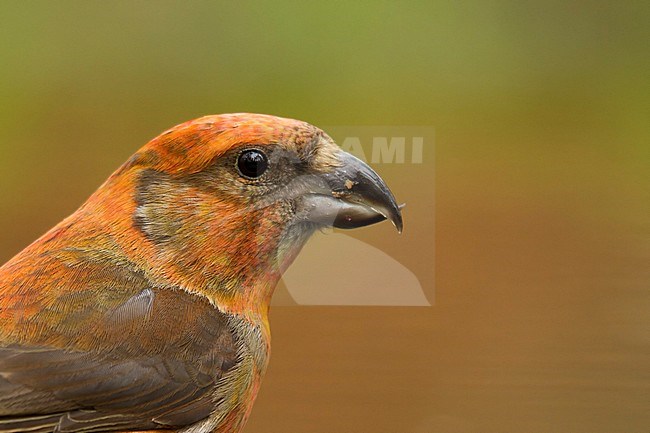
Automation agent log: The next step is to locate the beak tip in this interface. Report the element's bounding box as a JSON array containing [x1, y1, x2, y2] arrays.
[[393, 203, 405, 233], [392, 214, 404, 234]]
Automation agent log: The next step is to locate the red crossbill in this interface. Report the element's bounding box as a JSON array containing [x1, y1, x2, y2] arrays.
[[0, 113, 402, 432]]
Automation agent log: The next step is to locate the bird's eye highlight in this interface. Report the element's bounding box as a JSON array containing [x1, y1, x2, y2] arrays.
[[237, 149, 269, 179]]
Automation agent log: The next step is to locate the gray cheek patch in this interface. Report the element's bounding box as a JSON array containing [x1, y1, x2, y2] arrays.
[[133, 169, 178, 244], [132, 169, 195, 245]]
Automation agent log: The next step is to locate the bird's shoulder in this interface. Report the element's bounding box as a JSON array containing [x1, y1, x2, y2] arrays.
[[0, 237, 265, 432]]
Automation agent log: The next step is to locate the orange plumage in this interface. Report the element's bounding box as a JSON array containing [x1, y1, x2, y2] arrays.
[[0, 113, 402, 432]]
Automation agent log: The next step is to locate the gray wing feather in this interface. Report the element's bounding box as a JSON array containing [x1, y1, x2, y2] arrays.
[[0, 344, 226, 432], [0, 286, 239, 432]]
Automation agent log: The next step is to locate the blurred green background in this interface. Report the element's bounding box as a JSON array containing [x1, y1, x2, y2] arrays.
[[0, 2, 648, 432]]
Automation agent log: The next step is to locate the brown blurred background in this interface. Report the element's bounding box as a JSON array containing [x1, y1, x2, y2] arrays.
[[0, 2, 648, 432]]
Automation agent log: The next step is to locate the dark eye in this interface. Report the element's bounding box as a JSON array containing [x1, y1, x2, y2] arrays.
[[237, 149, 269, 179]]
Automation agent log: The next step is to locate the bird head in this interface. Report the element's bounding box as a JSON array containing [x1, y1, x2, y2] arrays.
[[87, 113, 402, 312]]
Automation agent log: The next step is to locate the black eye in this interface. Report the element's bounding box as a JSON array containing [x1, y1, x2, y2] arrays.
[[237, 149, 269, 179]]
